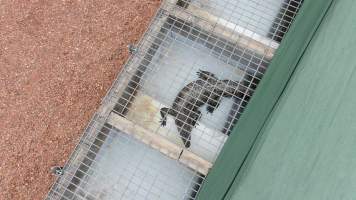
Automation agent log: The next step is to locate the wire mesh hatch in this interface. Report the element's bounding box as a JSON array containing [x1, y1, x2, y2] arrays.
[[46, 0, 303, 199]]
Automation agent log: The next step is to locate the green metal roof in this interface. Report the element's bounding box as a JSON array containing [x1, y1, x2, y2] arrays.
[[196, 0, 356, 199], [231, 0, 356, 199]]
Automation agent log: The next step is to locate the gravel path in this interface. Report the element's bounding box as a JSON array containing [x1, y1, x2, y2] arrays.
[[0, 1, 160, 199]]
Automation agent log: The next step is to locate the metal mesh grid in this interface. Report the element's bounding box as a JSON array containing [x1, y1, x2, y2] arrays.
[[46, 0, 303, 199], [174, 0, 303, 42]]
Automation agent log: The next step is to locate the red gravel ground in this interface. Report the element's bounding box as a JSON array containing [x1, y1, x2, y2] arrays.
[[0, 0, 160, 199]]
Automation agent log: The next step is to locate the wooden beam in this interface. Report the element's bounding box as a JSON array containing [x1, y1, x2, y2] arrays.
[[107, 112, 213, 175], [162, 0, 278, 59], [180, 150, 213, 175], [107, 112, 182, 160]]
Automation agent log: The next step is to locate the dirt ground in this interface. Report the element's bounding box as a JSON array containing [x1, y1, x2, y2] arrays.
[[0, 0, 160, 199]]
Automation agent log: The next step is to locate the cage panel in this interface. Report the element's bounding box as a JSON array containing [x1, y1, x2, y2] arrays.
[[46, 0, 303, 199]]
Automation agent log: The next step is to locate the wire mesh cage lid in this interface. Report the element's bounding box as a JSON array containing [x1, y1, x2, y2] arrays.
[[46, 0, 303, 199]]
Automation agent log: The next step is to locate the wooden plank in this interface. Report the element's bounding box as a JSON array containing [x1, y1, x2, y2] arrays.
[[107, 112, 182, 160], [179, 150, 213, 175], [107, 112, 213, 175], [162, 0, 278, 59]]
